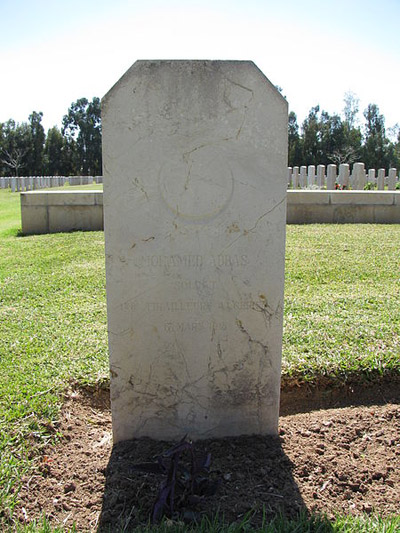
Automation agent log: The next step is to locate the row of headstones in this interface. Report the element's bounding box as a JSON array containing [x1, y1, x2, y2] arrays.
[[0, 175, 103, 192], [288, 163, 399, 190]]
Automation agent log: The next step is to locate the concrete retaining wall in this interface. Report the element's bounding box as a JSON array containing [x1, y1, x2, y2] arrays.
[[287, 190, 400, 224], [21, 191, 103, 234], [21, 190, 400, 234]]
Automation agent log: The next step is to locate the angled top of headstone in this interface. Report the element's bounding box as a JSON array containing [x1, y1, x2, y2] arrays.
[[103, 59, 286, 113]]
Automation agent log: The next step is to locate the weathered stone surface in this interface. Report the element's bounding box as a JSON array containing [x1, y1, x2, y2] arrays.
[[102, 60, 288, 442]]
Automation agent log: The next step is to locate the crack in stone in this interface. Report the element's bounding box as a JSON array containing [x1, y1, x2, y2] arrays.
[[236, 318, 268, 357], [220, 195, 286, 253], [129, 177, 149, 201], [217, 342, 223, 359], [246, 196, 286, 233], [253, 302, 275, 327], [223, 75, 254, 139], [236, 317, 270, 433], [223, 77, 254, 97]]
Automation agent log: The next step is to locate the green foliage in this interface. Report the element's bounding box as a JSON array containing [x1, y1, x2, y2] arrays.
[[288, 92, 397, 169], [0, 112, 47, 177], [0, 97, 102, 178], [298, 105, 361, 167], [12, 511, 399, 532], [301, 106, 322, 165], [284, 224, 400, 381], [28, 111, 45, 175], [62, 97, 102, 175], [288, 111, 302, 167], [43, 127, 77, 176], [362, 104, 399, 169], [1, 91, 399, 176], [0, 119, 33, 177], [0, 190, 108, 522], [43, 126, 63, 175]]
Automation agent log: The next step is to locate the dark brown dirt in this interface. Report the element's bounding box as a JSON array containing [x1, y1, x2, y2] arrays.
[[14, 387, 400, 531]]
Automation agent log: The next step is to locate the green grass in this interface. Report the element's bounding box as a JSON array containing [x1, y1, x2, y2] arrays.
[[45, 182, 103, 191], [0, 189, 23, 237], [10, 511, 400, 532], [0, 190, 108, 523], [283, 224, 400, 381], [0, 188, 399, 531]]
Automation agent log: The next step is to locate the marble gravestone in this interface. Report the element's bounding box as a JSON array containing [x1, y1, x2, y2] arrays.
[[102, 60, 288, 442]]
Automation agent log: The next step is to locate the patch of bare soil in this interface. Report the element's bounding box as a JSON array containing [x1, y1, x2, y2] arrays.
[[14, 388, 400, 531]]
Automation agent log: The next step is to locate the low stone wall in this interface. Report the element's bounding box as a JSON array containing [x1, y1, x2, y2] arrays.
[[21, 190, 400, 234], [287, 190, 400, 224], [21, 191, 103, 234]]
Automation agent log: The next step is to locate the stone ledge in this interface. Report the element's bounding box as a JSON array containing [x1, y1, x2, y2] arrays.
[[21, 190, 103, 206], [287, 190, 398, 205], [21, 191, 104, 234], [287, 190, 400, 224], [21, 190, 400, 233], [287, 191, 330, 204]]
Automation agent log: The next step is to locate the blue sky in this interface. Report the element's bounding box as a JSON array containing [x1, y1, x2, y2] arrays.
[[1, 0, 399, 133]]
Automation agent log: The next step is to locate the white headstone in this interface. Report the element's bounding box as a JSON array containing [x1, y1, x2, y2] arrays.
[[102, 60, 288, 442], [338, 164, 350, 188], [317, 165, 325, 188], [299, 166, 307, 188], [353, 162, 366, 190], [307, 165, 316, 187], [368, 168, 376, 187], [287, 167, 292, 187], [327, 164, 337, 190], [388, 168, 397, 190], [292, 166, 299, 189]]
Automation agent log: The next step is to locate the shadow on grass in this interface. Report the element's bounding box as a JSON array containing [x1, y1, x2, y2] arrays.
[[97, 434, 325, 532]]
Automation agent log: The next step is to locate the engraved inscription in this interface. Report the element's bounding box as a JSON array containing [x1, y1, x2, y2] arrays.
[[147, 301, 212, 312], [133, 254, 249, 269], [173, 279, 217, 291], [164, 320, 227, 334], [134, 254, 203, 268], [144, 298, 254, 313]]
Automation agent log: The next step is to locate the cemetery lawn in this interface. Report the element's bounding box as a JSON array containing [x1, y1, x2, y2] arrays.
[[47, 182, 103, 191], [0, 188, 399, 531]]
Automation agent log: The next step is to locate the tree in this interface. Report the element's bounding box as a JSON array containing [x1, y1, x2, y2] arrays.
[[2, 147, 27, 177], [319, 111, 346, 163], [301, 106, 323, 165], [343, 91, 360, 129], [362, 103, 395, 169], [44, 126, 64, 175], [28, 111, 45, 175], [323, 92, 362, 165], [288, 111, 302, 166], [299, 97, 364, 166], [0, 119, 32, 177], [328, 146, 359, 165], [62, 97, 102, 175], [393, 128, 400, 167]]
